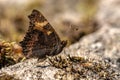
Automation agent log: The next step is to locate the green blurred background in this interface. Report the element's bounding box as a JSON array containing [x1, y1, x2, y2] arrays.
[[0, 0, 99, 45]]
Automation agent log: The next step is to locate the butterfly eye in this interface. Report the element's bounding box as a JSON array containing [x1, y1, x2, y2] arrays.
[[61, 41, 67, 47]]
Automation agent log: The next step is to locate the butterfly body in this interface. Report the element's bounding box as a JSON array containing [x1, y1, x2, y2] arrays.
[[20, 9, 67, 59]]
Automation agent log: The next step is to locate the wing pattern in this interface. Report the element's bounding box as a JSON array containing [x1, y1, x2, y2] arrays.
[[20, 9, 67, 59]]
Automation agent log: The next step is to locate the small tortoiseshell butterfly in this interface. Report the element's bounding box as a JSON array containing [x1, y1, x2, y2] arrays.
[[20, 9, 67, 59]]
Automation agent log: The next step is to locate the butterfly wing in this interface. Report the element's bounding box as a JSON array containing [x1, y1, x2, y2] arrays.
[[20, 9, 67, 59]]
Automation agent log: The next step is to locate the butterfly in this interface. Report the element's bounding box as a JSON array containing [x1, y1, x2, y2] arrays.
[[20, 9, 67, 59]]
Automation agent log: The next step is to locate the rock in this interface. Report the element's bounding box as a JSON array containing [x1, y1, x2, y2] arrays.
[[96, 0, 120, 28]]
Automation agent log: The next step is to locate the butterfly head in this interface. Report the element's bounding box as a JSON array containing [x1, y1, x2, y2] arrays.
[[61, 40, 67, 49]]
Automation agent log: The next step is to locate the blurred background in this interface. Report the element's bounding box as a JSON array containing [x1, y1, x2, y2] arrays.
[[0, 0, 99, 45]]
